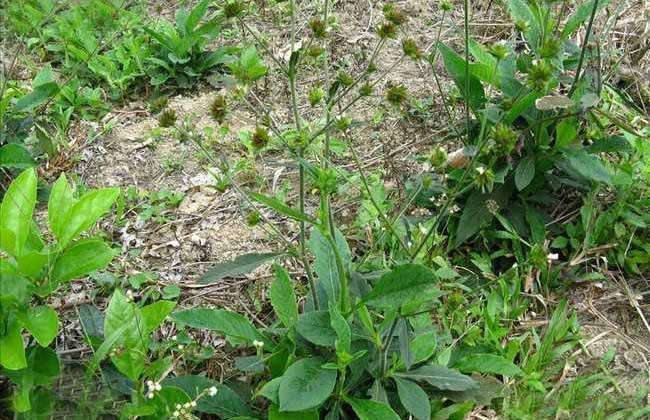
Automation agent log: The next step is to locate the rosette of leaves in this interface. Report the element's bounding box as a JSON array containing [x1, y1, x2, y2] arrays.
[[145, 0, 237, 88], [0, 169, 119, 412]]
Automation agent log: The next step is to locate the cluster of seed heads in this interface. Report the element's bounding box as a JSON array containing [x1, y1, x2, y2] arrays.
[[159, 108, 178, 128], [145, 380, 162, 399]]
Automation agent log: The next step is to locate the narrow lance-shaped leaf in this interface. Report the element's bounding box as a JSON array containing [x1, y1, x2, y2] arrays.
[[199, 252, 282, 284], [249, 192, 318, 225], [395, 364, 477, 391], [0, 168, 38, 257]]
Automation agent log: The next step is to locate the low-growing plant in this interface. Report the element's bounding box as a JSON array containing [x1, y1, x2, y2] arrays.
[[0, 168, 118, 412], [145, 0, 237, 88]]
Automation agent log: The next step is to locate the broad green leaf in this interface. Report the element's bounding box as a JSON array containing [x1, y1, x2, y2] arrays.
[[278, 358, 337, 412], [455, 354, 523, 377], [185, 0, 210, 32], [438, 43, 486, 112], [104, 289, 144, 349], [329, 303, 351, 356], [270, 264, 298, 329], [586, 136, 633, 153], [14, 82, 59, 112], [164, 375, 254, 418], [15, 250, 48, 279], [394, 377, 431, 420], [172, 308, 268, 345], [514, 155, 535, 191], [0, 168, 37, 257], [268, 404, 319, 420], [454, 184, 513, 246], [345, 397, 400, 420], [439, 375, 504, 405], [258, 377, 282, 404], [0, 144, 36, 169], [362, 264, 438, 308], [411, 331, 437, 364], [562, 0, 611, 38], [199, 252, 282, 284], [48, 173, 75, 240], [504, 91, 539, 124], [563, 149, 612, 184], [50, 239, 115, 284], [556, 118, 578, 148], [0, 318, 26, 369], [20, 306, 58, 346], [56, 187, 120, 247], [395, 364, 477, 391], [249, 192, 317, 225], [296, 310, 336, 347], [507, 0, 540, 49], [141, 300, 176, 334], [309, 228, 350, 305]]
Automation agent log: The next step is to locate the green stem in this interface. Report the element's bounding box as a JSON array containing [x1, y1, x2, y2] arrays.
[[463, 0, 471, 144], [569, 0, 600, 95], [380, 318, 399, 376]]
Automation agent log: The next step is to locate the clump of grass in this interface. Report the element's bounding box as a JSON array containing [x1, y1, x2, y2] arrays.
[[149, 96, 169, 114], [158, 109, 177, 128]]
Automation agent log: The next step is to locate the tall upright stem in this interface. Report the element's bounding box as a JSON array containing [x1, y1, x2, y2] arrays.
[[569, 0, 600, 95], [463, 0, 471, 145]]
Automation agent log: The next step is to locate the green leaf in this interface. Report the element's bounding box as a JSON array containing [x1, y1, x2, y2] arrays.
[[56, 187, 120, 247], [296, 310, 336, 347], [268, 404, 319, 420], [395, 365, 477, 391], [20, 306, 58, 347], [562, 0, 611, 38], [249, 192, 317, 225], [455, 354, 523, 377], [586, 136, 633, 153], [438, 43, 486, 112], [270, 264, 298, 329], [185, 0, 210, 32], [345, 397, 400, 420], [556, 118, 578, 149], [14, 82, 59, 112], [563, 149, 612, 184], [394, 377, 431, 420], [507, 0, 541, 49], [329, 303, 351, 356], [278, 358, 337, 412], [362, 264, 438, 308], [258, 377, 282, 404], [309, 228, 350, 305], [454, 184, 513, 246], [514, 156, 535, 191], [199, 252, 282, 284], [48, 173, 75, 240], [164, 375, 254, 418], [411, 331, 437, 364], [0, 168, 37, 257], [0, 318, 26, 370], [50, 239, 115, 284], [0, 144, 36, 169], [172, 308, 268, 345], [141, 300, 176, 334]]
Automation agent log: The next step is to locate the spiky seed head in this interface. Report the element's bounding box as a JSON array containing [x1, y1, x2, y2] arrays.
[[210, 95, 227, 123], [488, 43, 509, 60], [385, 83, 408, 106], [337, 72, 354, 87], [309, 18, 327, 38], [539, 37, 561, 59], [307, 45, 324, 58], [159, 109, 177, 128], [440, 0, 453, 12], [359, 83, 373, 97], [527, 60, 553, 91], [429, 147, 447, 168], [515, 19, 530, 33], [383, 3, 407, 25], [377, 22, 397, 39], [149, 96, 168, 114], [491, 123, 518, 155], [308, 87, 325, 106], [251, 126, 270, 149], [224, 0, 245, 18], [402, 38, 422, 60]]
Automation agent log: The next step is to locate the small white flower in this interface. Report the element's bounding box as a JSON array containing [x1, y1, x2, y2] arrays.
[[208, 386, 218, 396], [155, 383, 162, 391], [547, 253, 559, 261], [126, 289, 134, 300], [183, 402, 191, 409], [171, 335, 178, 341], [177, 344, 185, 350], [175, 404, 182, 409], [253, 340, 264, 349], [407, 241, 413, 247], [146, 380, 154, 388], [146, 392, 154, 399], [173, 411, 180, 417], [190, 401, 197, 407]]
